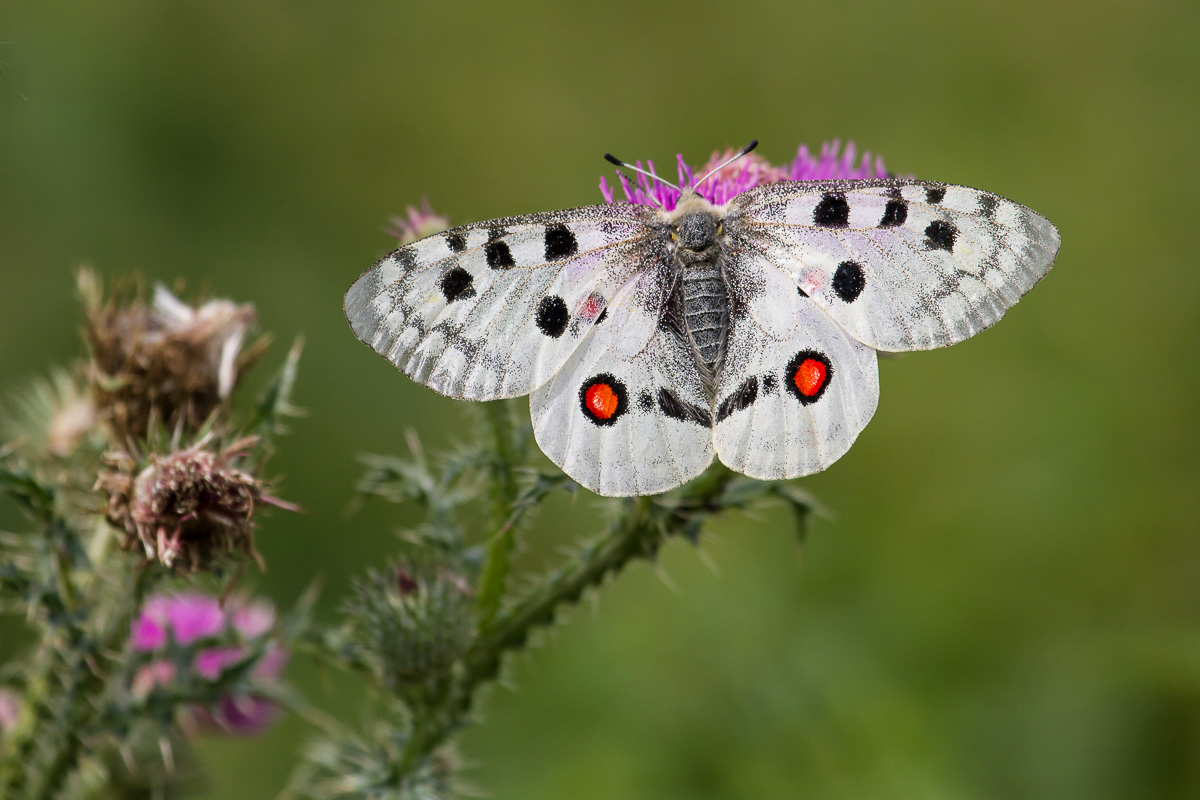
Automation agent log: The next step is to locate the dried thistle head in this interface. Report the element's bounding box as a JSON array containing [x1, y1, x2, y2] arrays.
[[97, 435, 296, 573], [80, 268, 266, 442]]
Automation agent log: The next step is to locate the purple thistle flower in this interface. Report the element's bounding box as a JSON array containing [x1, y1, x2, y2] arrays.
[[599, 141, 890, 210], [130, 592, 287, 735]]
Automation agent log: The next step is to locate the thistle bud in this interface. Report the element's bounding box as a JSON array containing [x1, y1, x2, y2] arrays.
[[97, 435, 296, 573], [301, 723, 458, 800], [345, 559, 474, 686], [81, 269, 263, 441]]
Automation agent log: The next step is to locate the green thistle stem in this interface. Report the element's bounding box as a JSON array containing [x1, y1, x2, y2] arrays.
[[476, 401, 523, 625], [399, 466, 737, 771], [4, 564, 154, 800], [482, 401, 520, 529]]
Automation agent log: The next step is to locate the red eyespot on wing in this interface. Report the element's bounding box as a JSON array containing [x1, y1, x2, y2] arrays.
[[794, 359, 827, 396], [579, 374, 628, 426], [784, 351, 833, 405], [587, 384, 618, 418]]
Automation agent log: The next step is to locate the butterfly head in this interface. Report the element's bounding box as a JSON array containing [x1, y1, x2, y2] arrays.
[[668, 191, 724, 262]]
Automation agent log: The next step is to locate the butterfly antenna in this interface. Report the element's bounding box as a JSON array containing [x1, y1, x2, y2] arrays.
[[603, 152, 681, 202], [691, 140, 759, 190]]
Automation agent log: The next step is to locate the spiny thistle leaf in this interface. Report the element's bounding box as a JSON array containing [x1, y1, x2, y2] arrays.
[[0, 463, 58, 523]]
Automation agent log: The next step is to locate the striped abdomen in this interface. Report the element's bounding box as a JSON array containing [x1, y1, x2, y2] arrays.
[[681, 258, 730, 385]]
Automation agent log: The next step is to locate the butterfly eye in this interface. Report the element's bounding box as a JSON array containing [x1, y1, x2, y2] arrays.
[[670, 229, 679, 242], [716, 222, 724, 235]]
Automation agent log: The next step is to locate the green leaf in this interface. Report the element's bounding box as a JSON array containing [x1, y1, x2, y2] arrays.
[[0, 463, 57, 523], [249, 336, 305, 438]]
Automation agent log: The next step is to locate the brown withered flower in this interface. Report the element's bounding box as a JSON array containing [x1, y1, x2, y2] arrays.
[[81, 269, 266, 442], [98, 435, 297, 573]]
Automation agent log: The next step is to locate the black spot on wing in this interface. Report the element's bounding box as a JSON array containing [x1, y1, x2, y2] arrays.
[[485, 239, 515, 269], [544, 223, 578, 260], [535, 295, 569, 338], [716, 376, 759, 423], [880, 199, 908, 228], [978, 194, 999, 219], [657, 388, 712, 427], [925, 219, 957, 252], [832, 261, 866, 303], [797, 285, 809, 298], [445, 232, 467, 253], [389, 247, 417, 273], [925, 186, 946, 204], [595, 308, 608, 325], [813, 193, 850, 228], [761, 373, 778, 395], [440, 267, 475, 302], [638, 391, 654, 412]]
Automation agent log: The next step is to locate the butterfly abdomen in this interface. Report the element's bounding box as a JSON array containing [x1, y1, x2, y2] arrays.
[[680, 257, 731, 394]]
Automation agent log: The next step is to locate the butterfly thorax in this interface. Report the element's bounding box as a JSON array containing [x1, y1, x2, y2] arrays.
[[663, 193, 731, 399]]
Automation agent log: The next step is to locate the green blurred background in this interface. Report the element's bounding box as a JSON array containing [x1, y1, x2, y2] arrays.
[[2, 1, 1198, 798]]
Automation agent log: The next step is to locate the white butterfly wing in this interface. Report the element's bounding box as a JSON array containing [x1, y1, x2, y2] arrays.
[[727, 180, 1060, 352], [344, 204, 664, 400], [530, 310, 714, 497], [713, 261, 880, 480]]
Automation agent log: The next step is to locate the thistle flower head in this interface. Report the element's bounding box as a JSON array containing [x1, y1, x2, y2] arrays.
[[345, 558, 474, 687], [129, 592, 288, 735], [599, 140, 890, 210], [387, 200, 451, 246], [81, 269, 264, 441], [97, 435, 296, 573]]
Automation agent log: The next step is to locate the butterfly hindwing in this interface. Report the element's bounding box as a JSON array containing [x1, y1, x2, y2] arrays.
[[728, 179, 1060, 352], [344, 204, 662, 400], [713, 262, 880, 480], [530, 314, 714, 497]]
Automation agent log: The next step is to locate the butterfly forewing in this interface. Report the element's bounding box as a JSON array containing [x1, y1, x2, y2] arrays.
[[344, 204, 659, 400], [729, 179, 1060, 352]]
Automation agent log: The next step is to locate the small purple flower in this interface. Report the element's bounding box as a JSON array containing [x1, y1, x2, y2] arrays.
[[130, 592, 287, 735], [387, 199, 451, 246], [0, 687, 19, 738], [132, 592, 226, 648], [599, 140, 890, 210]]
